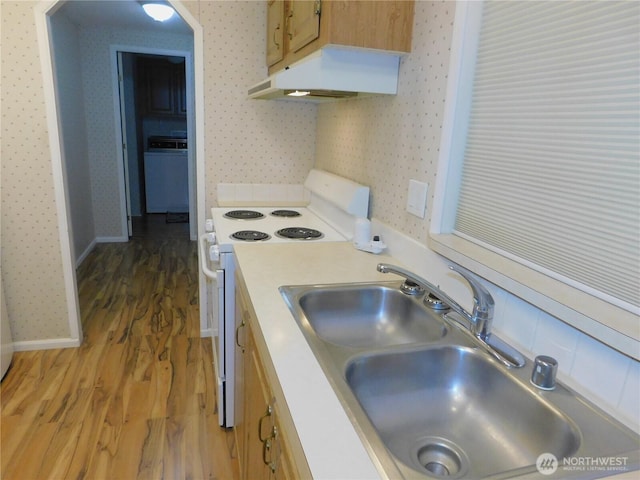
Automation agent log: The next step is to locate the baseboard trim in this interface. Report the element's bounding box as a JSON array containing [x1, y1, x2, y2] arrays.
[[96, 236, 128, 243], [200, 328, 213, 338], [75, 239, 97, 267], [13, 337, 81, 351]]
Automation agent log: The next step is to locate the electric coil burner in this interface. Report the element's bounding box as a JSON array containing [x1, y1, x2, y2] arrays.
[[270, 209, 302, 218], [276, 227, 324, 240], [231, 230, 271, 242], [224, 210, 264, 220]]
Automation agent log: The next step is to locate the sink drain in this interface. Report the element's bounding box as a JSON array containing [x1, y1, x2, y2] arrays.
[[425, 460, 451, 476], [414, 439, 467, 478]]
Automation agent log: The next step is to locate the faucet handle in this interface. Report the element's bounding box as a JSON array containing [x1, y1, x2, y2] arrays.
[[530, 355, 558, 390], [449, 265, 494, 331]]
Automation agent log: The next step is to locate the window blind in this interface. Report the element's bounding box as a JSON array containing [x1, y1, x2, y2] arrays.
[[454, 1, 640, 312]]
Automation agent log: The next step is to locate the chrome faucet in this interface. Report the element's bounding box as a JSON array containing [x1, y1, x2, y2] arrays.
[[377, 263, 493, 339], [376, 263, 525, 368]]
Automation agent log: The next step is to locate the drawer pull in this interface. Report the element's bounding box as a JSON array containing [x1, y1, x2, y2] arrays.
[[262, 427, 279, 470], [258, 404, 273, 442], [273, 23, 281, 50], [235, 318, 246, 352]]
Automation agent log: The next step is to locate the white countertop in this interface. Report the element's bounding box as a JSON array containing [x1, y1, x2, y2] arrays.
[[234, 241, 391, 479], [233, 241, 637, 480]]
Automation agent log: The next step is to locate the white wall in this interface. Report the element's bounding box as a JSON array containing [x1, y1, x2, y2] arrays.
[[187, 0, 317, 211], [1, 0, 72, 342], [316, 1, 452, 242], [49, 12, 95, 264]]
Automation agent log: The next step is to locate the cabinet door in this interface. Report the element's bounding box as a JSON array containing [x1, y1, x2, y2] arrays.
[[139, 58, 186, 116], [175, 66, 187, 114], [145, 63, 175, 115], [234, 290, 249, 478], [270, 413, 296, 480], [267, 0, 285, 66], [236, 280, 311, 479], [288, 0, 320, 53], [244, 329, 274, 480]]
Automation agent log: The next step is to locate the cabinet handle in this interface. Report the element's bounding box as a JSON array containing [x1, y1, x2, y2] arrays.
[[263, 438, 272, 466], [286, 10, 294, 40], [235, 318, 246, 352], [273, 23, 281, 50], [314, 0, 321, 15], [258, 404, 273, 442], [262, 427, 279, 471]]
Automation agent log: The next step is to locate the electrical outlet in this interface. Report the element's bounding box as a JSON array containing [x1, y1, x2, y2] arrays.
[[406, 179, 428, 218]]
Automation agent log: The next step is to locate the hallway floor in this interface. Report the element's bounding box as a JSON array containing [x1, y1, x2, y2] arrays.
[[131, 213, 191, 239], [0, 232, 238, 479]]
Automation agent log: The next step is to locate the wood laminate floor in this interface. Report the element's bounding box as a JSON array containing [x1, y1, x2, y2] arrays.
[[1, 230, 238, 479]]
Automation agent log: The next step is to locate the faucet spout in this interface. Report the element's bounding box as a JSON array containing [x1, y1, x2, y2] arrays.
[[376, 263, 525, 368], [449, 265, 494, 341], [377, 263, 491, 339]]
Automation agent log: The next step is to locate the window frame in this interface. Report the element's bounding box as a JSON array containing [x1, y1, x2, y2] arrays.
[[429, 1, 639, 360]]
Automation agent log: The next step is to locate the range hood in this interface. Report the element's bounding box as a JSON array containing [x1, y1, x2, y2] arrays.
[[248, 47, 401, 102]]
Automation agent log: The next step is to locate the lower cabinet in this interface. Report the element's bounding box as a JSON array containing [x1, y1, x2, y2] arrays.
[[234, 280, 303, 480]]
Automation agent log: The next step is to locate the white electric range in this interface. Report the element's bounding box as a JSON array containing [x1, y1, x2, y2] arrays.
[[210, 206, 347, 250], [199, 170, 370, 427]]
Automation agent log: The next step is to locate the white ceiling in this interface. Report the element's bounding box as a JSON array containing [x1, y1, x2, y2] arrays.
[[56, 0, 192, 35]]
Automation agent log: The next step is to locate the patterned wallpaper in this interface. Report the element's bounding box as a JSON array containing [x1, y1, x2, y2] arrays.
[[50, 12, 95, 265], [1, 1, 71, 340], [316, 1, 455, 244], [0, 0, 317, 343], [186, 0, 316, 209]]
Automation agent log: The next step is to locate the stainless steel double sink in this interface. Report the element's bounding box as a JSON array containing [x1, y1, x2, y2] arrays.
[[280, 282, 640, 479]]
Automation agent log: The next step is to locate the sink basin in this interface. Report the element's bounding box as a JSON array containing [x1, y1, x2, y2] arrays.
[[346, 345, 580, 478], [283, 283, 447, 348], [281, 281, 640, 479]]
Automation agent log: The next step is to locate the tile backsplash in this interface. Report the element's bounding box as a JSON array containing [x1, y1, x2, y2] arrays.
[[373, 218, 640, 433]]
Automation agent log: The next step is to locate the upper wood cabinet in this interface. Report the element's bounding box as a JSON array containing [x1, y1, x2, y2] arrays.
[[287, 0, 321, 53], [266, 0, 414, 73], [267, 1, 286, 66]]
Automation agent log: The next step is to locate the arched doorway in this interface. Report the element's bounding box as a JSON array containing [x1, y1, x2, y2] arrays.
[[35, 0, 206, 343]]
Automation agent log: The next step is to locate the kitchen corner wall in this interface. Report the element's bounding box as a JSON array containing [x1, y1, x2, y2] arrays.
[[50, 12, 95, 265], [181, 0, 317, 210], [316, 1, 453, 237]]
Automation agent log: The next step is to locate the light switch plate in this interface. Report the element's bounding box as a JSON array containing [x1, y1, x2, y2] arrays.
[[406, 179, 428, 218]]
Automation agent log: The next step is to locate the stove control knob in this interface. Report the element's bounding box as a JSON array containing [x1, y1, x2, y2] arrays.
[[209, 245, 220, 262], [205, 232, 216, 243], [205, 219, 214, 232]]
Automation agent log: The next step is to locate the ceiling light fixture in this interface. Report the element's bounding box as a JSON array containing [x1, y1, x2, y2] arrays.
[[142, 3, 175, 22]]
